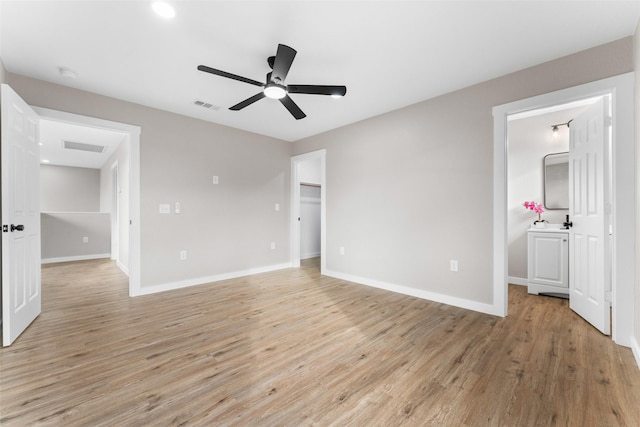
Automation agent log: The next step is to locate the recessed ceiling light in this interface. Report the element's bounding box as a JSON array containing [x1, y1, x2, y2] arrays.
[[152, 1, 175, 19], [58, 67, 77, 79]]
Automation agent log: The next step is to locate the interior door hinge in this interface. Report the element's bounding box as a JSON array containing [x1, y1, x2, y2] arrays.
[[2, 225, 8, 232]]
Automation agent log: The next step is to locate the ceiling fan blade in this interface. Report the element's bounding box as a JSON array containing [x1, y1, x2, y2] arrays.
[[230, 92, 266, 110], [280, 95, 306, 120], [271, 44, 297, 83], [198, 65, 264, 87], [287, 85, 347, 97]]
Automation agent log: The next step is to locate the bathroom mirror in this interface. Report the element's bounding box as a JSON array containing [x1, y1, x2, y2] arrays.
[[543, 152, 569, 210]]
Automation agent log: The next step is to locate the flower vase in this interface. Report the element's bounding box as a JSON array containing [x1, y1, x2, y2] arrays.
[[534, 221, 545, 229]]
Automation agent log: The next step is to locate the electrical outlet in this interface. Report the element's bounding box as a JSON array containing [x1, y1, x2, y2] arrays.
[[180, 250, 187, 260], [450, 260, 459, 272], [175, 202, 181, 214], [275, 203, 280, 212], [339, 246, 345, 255], [82, 236, 89, 243], [159, 203, 170, 214], [212, 176, 219, 185], [271, 242, 276, 250]]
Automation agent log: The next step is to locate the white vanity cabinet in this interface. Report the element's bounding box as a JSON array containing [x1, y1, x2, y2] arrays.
[[527, 227, 569, 296]]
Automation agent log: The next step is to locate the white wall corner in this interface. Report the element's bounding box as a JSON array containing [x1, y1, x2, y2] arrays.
[[323, 269, 505, 317]]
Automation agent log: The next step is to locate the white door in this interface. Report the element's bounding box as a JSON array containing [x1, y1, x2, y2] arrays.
[[568, 97, 610, 335], [1, 84, 41, 346]]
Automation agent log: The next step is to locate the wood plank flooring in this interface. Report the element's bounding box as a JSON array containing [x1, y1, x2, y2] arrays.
[[1, 258, 639, 426]]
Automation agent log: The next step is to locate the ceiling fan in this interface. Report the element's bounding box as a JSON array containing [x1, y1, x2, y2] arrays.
[[197, 44, 347, 120]]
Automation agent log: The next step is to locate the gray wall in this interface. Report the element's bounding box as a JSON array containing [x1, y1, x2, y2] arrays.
[[40, 164, 100, 212], [6, 73, 292, 288], [41, 213, 110, 262], [292, 37, 633, 306]]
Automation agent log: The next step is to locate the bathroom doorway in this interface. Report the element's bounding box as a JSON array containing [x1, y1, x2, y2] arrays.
[[493, 73, 634, 346]]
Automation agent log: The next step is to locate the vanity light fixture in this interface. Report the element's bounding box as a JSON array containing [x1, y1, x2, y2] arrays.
[[551, 119, 573, 138]]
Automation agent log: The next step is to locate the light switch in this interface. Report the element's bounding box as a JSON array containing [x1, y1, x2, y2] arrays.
[[159, 204, 170, 214], [212, 176, 219, 185], [339, 246, 345, 255], [83, 236, 89, 243], [275, 203, 280, 212], [175, 202, 181, 214], [271, 242, 276, 250]]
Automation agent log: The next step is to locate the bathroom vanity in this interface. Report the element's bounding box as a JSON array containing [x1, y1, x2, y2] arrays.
[[527, 225, 569, 297]]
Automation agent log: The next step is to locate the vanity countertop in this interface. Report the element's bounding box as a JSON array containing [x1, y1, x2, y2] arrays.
[[528, 224, 570, 233]]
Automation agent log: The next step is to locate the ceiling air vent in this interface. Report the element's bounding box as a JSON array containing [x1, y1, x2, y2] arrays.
[[194, 100, 220, 111], [63, 140, 106, 153]]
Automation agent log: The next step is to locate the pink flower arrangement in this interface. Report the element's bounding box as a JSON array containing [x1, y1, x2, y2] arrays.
[[523, 201, 545, 223]]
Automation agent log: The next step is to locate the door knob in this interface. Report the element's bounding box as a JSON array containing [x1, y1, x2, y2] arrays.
[[10, 224, 24, 232], [563, 215, 573, 229]]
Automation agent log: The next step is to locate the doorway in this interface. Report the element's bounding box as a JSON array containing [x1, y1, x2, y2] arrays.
[[493, 73, 634, 346], [32, 107, 142, 296], [507, 101, 598, 287], [291, 149, 326, 273]]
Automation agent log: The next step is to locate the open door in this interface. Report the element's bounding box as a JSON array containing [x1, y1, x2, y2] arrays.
[[1, 84, 41, 346], [568, 96, 610, 335]]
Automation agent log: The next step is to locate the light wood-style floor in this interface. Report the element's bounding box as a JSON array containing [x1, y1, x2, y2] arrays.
[[1, 258, 639, 426]]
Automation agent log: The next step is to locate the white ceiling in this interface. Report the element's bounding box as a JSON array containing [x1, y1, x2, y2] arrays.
[[1, 1, 639, 142], [39, 119, 126, 169]]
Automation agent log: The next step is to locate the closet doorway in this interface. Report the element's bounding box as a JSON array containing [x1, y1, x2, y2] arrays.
[[291, 150, 326, 273]]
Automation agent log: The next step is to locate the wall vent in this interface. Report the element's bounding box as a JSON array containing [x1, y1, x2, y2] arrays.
[[194, 100, 220, 110], [63, 140, 106, 153]]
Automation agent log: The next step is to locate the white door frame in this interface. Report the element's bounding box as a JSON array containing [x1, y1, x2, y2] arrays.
[[291, 149, 326, 273], [31, 107, 142, 297], [110, 161, 119, 263], [493, 72, 634, 346]]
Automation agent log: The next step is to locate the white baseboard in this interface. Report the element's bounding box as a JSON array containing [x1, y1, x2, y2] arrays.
[[323, 269, 504, 317], [631, 335, 640, 371], [117, 260, 130, 276], [301, 252, 321, 260], [134, 262, 292, 296], [42, 253, 111, 264], [508, 276, 528, 286]]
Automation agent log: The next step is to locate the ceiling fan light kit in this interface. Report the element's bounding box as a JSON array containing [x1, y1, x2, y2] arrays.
[[198, 44, 347, 120], [264, 84, 287, 99]]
